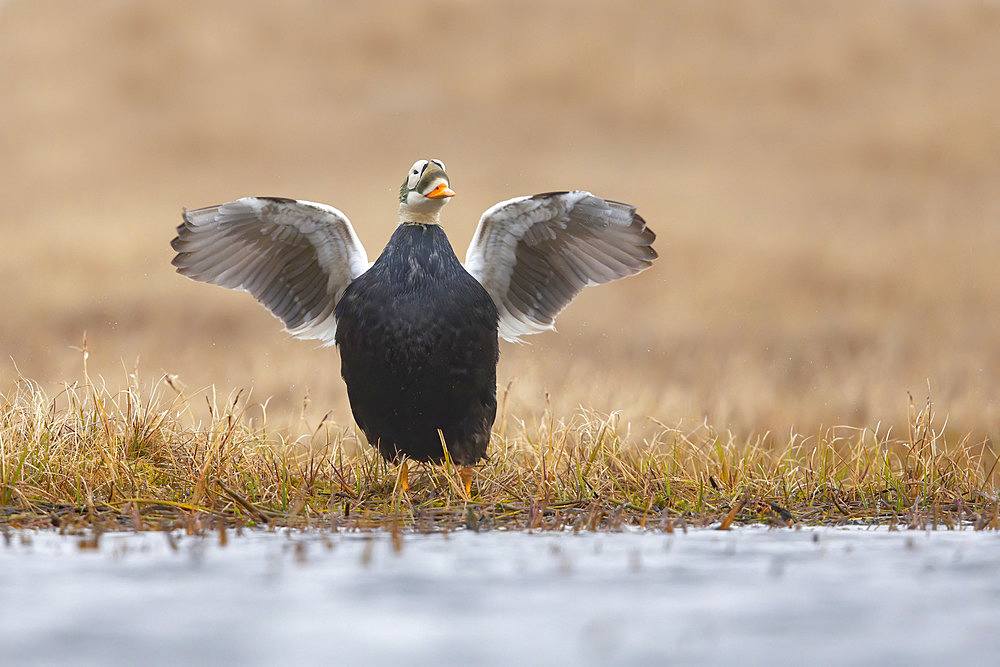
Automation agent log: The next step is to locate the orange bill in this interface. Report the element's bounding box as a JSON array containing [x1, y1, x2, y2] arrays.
[[425, 183, 456, 199]]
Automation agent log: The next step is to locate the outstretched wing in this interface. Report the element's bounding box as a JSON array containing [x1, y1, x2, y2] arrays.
[[464, 191, 656, 342], [171, 196, 370, 344]]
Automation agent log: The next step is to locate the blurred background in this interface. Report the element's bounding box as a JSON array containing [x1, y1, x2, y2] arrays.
[[0, 1, 997, 441]]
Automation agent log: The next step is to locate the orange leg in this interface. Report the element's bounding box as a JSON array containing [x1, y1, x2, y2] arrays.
[[396, 461, 410, 492], [460, 466, 474, 498]]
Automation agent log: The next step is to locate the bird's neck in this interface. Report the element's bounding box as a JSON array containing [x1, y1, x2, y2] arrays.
[[398, 204, 442, 226]]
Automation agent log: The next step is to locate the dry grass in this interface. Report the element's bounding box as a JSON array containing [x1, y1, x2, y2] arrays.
[[2, 346, 996, 533], [0, 2, 998, 531]]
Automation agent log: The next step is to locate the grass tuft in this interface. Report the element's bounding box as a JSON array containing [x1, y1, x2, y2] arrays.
[[1, 367, 997, 534]]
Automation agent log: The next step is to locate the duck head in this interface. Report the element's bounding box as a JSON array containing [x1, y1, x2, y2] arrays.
[[398, 158, 455, 224]]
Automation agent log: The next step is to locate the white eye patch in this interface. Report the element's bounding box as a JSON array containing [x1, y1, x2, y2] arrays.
[[407, 160, 429, 189], [430, 159, 445, 172]]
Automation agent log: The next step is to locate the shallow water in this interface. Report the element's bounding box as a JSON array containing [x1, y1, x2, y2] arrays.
[[2, 526, 999, 666]]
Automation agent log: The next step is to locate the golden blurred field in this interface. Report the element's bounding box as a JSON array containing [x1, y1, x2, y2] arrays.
[[1, 0, 998, 445]]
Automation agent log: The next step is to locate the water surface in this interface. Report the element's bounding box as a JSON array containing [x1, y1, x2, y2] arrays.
[[3, 526, 998, 665]]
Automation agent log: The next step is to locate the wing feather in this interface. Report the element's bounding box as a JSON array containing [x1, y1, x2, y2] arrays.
[[171, 196, 369, 344], [464, 191, 656, 342]]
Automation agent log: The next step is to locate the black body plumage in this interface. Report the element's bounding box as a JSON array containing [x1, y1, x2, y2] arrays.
[[334, 223, 499, 466]]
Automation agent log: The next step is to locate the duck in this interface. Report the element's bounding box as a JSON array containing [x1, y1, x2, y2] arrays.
[[170, 159, 657, 495]]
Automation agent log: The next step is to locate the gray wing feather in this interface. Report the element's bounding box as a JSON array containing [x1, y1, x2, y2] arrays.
[[464, 191, 656, 342], [171, 196, 369, 344]]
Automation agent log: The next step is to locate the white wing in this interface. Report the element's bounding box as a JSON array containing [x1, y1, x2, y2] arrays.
[[171, 196, 370, 344], [465, 191, 657, 342]]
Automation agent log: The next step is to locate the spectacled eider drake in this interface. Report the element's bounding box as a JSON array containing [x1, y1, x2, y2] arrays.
[[170, 159, 657, 494]]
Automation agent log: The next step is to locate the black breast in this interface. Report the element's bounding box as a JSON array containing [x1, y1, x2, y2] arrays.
[[334, 223, 500, 466]]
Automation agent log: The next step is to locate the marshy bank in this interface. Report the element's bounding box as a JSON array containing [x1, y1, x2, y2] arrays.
[[1, 372, 997, 533], [3, 371, 996, 667]]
